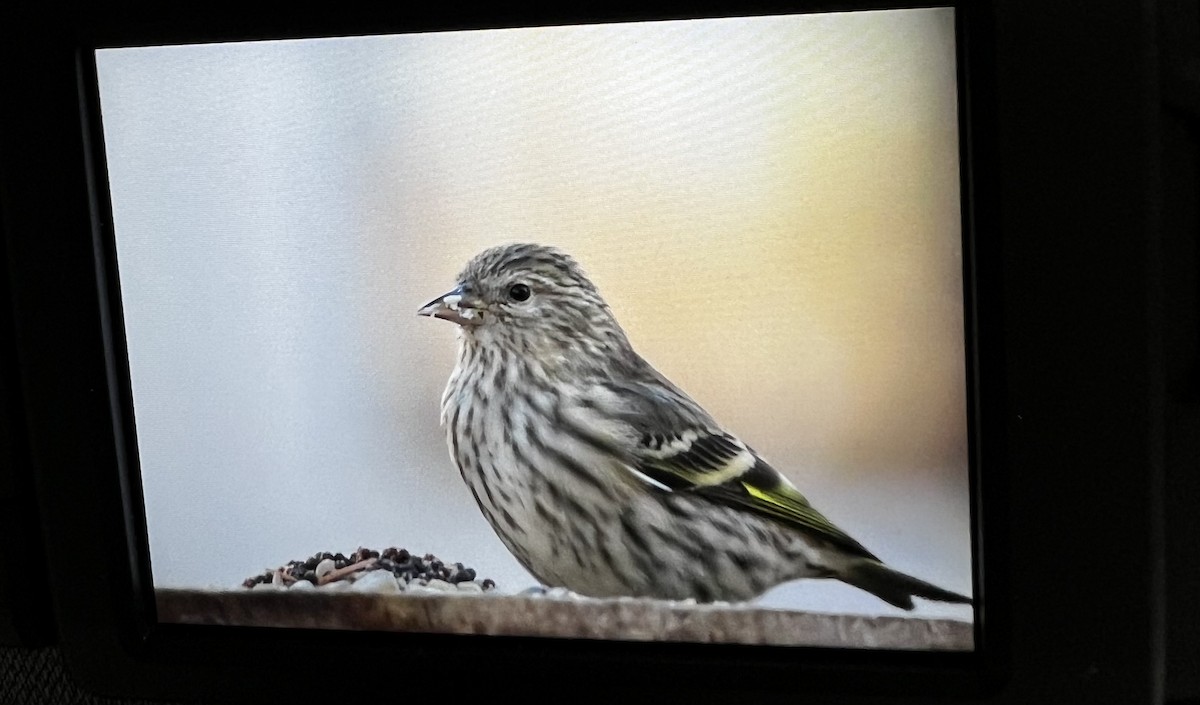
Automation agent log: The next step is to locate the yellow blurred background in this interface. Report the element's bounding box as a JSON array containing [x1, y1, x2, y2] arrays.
[[375, 9, 965, 483]]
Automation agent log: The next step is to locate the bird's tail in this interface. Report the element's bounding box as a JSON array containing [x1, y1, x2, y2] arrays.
[[840, 559, 972, 611]]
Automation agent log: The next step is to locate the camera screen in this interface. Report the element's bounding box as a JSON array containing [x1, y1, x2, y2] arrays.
[[94, 6, 974, 650]]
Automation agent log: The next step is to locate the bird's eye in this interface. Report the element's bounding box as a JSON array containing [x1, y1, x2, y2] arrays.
[[508, 283, 532, 302]]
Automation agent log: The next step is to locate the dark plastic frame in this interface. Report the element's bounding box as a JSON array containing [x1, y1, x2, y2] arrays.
[[1, 1, 1170, 704]]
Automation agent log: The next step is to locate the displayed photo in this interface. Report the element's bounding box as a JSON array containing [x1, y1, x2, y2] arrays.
[[94, 6, 974, 649]]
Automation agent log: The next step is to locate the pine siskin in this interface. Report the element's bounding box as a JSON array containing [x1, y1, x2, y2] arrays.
[[418, 243, 972, 610]]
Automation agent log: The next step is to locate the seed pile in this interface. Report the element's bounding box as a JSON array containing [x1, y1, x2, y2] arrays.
[[242, 546, 497, 594]]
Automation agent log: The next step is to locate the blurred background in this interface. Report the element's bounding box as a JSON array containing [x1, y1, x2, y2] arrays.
[[95, 7, 972, 624]]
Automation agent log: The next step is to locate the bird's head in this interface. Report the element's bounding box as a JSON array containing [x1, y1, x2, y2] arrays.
[[418, 243, 631, 359]]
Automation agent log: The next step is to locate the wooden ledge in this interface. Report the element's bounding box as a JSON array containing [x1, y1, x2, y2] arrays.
[[156, 588, 973, 651]]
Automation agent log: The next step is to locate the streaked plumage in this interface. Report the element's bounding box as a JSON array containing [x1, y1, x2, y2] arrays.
[[418, 243, 971, 609]]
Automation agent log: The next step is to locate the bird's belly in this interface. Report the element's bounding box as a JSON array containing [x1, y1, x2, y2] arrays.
[[454, 428, 638, 596], [454, 432, 815, 602]]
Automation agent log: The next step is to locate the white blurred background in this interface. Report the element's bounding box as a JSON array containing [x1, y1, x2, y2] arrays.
[[95, 7, 972, 625]]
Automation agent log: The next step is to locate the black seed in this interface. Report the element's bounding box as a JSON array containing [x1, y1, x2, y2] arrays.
[[243, 548, 491, 594]]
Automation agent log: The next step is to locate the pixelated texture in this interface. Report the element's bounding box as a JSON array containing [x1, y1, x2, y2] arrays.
[[0, 647, 180, 705]]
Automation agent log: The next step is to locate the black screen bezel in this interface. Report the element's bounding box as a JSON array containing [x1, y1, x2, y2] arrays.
[[26, 1, 1011, 701]]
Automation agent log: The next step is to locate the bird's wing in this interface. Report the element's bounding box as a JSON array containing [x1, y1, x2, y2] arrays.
[[638, 431, 880, 561], [560, 376, 880, 562]]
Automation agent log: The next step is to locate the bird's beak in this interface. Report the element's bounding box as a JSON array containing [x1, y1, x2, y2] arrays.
[[417, 286, 482, 327]]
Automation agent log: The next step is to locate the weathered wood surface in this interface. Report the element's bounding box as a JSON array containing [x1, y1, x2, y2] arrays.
[[156, 588, 973, 651]]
